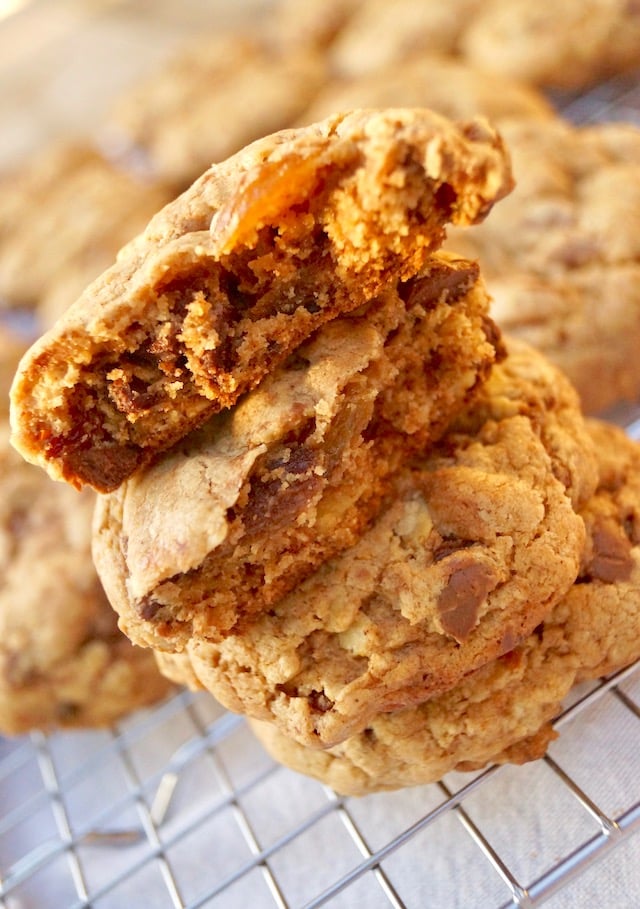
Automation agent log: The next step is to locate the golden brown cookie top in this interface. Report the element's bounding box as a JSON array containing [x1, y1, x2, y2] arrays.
[[570, 420, 640, 682], [11, 108, 513, 492], [163, 339, 595, 748]]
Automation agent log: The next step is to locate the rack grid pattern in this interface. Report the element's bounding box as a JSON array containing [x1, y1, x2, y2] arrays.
[[1, 42, 640, 909]]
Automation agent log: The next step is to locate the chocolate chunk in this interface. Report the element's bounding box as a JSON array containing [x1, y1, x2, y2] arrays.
[[308, 689, 334, 713], [400, 257, 479, 310], [587, 517, 634, 583], [498, 626, 520, 654], [65, 443, 143, 492], [138, 597, 162, 621], [57, 702, 81, 721], [437, 555, 499, 642], [243, 448, 323, 535]]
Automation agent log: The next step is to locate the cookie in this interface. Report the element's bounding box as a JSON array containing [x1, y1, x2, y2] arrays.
[[461, 0, 640, 91], [0, 342, 171, 735], [155, 339, 597, 748], [248, 420, 640, 794], [448, 118, 640, 414], [92, 253, 502, 650], [10, 108, 513, 492], [0, 430, 173, 734], [326, 0, 640, 90], [267, 0, 364, 51], [104, 33, 328, 187], [299, 55, 553, 128], [0, 142, 173, 320], [327, 0, 477, 78]]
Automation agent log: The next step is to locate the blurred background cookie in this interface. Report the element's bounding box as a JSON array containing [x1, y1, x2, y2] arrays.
[[265, 0, 364, 51], [460, 0, 640, 91], [298, 53, 554, 126], [103, 32, 328, 187], [322, 0, 477, 78], [448, 117, 640, 413], [0, 141, 174, 327], [289, 0, 640, 91]]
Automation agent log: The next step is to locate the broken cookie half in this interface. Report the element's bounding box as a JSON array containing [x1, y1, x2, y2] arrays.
[[10, 108, 512, 492], [92, 253, 502, 651]]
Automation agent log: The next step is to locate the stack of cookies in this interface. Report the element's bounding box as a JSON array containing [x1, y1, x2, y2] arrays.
[[8, 106, 640, 793]]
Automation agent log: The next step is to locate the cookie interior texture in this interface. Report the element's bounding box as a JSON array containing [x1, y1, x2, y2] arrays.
[[152, 339, 596, 749], [10, 108, 512, 492], [92, 254, 501, 650], [248, 420, 640, 794]]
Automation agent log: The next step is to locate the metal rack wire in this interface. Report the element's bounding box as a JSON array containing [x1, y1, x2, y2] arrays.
[[1, 9, 640, 906]]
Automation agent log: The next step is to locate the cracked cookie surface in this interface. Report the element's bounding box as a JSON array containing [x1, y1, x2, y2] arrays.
[[249, 419, 640, 794], [10, 108, 512, 492], [155, 339, 597, 748]]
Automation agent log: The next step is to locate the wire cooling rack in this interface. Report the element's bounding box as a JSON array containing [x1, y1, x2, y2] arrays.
[[2, 6, 640, 905], [1, 650, 639, 908]]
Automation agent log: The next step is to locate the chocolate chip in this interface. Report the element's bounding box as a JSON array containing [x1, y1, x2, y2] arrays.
[[587, 518, 634, 583], [138, 597, 162, 621], [400, 258, 479, 310], [57, 702, 81, 720], [499, 627, 520, 654], [436, 555, 499, 642], [65, 443, 143, 493], [308, 689, 334, 713], [434, 181, 458, 218], [243, 451, 322, 535]]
